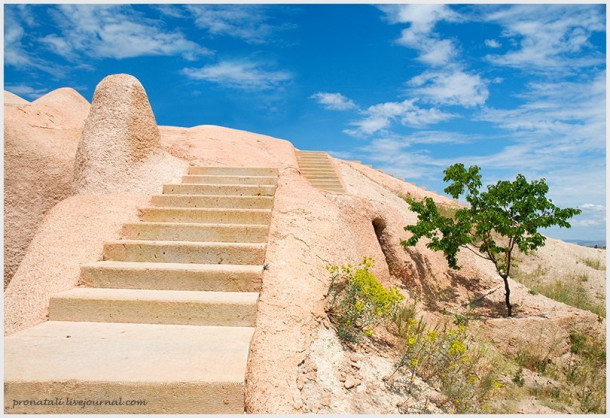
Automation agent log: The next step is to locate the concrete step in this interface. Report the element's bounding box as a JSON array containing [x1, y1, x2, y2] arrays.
[[137, 207, 271, 224], [150, 194, 274, 209], [300, 167, 335, 171], [103, 240, 266, 264], [310, 184, 344, 189], [182, 175, 278, 186], [300, 170, 336, 175], [188, 167, 278, 177], [5, 321, 254, 413], [298, 165, 334, 169], [49, 288, 259, 327], [122, 222, 269, 243], [300, 168, 334, 172], [305, 175, 343, 181], [81, 261, 263, 292], [163, 183, 276, 196], [308, 179, 344, 185]]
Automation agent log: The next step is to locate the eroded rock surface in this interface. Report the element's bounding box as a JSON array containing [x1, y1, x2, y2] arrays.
[[73, 73, 186, 194]]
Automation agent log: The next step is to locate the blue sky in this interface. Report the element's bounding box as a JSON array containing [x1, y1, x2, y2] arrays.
[[4, 3, 606, 242]]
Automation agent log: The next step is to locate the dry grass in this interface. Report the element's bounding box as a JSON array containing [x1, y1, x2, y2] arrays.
[[512, 265, 605, 319], [580, 257, 605, 271]]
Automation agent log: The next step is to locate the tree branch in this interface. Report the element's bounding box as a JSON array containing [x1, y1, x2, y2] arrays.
[[462, 244, 492, 261]]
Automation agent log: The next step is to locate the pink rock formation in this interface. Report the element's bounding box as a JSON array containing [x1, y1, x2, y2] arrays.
[[73, 74, 186, 194], [4, 90, 29, 105], [4, 78, 604, 414], [3, 88, 90, 288]]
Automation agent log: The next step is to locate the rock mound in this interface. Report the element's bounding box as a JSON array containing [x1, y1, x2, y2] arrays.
[[4, 88, 90, 288], [73, 74, 186, 194], [31, 88, 90, 124], [4, 90, 28, 105]]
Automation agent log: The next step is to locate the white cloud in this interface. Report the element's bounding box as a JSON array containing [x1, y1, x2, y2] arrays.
[[4, 7, 40, 68], [398, 131, 475, 145], [45, 5, 208, 60], [153, 4, 188, 19], [4, 18, 31, 67], [571, 202, 606, 229], [5, 85, 48, 100], [380, 4, 461, 66], [4, 7, 68, 75], [580, 203, 605, 211], [478, 71, 605, 155], [484, 5, 605, 71], [185, 5, 290, 44], [345, 99, 454, 137], [407, 68, 489, 107], [356, 137, 448, 180], [380, 4, 460, 30], [310, 92, 357, 111], [485, 39, 501, 48], [182, 61, 292, 90]]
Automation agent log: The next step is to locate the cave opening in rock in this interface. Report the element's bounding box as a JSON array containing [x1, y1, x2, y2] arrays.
[[372, 217, 392, 270]]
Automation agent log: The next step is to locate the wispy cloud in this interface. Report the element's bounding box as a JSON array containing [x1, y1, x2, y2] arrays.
[[5, 85, 48, 100], [377, 4, 490, 111], [356, 138, 448, 180], [344, 99, 454, 137], [44, 5, 208, 61], [478, 71, 605, 156], [182, 60, 292, 90], [185, 5, 292, 44], [380, 4, 461, 66], [5, 7, 51, 72], [484, 39, 501, 48], [310, 92, 358, 111], [4, 16, 32, 67], [407, 68, 489, 107], [483, 5, 605, 71]]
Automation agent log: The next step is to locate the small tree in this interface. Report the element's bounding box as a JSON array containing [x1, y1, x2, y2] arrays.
[[401, 163, 581, 317]]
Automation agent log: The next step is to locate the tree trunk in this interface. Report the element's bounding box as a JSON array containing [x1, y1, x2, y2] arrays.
[[502, 274, 512, 317]]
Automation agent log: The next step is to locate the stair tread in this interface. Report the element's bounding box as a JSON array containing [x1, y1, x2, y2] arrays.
[[123, 221, 269, 228], [151, 194, 274, 199], [82, 260, 264, 273], [165, 183, 277, 188], [139, 207, 272, 213], [183, 175, 278, 179], [52, 287, 260, 303], [106, 239, 267, 248], [5, 321, 254, 383]]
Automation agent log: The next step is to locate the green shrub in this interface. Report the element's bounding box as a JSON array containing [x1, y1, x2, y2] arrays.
[[390, 304, 503, 413], [326, 257, 404, 344]]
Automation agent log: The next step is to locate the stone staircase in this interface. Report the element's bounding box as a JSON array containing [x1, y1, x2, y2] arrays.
[[4, 166, 278, 414], [295, 150, 345, 193]]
